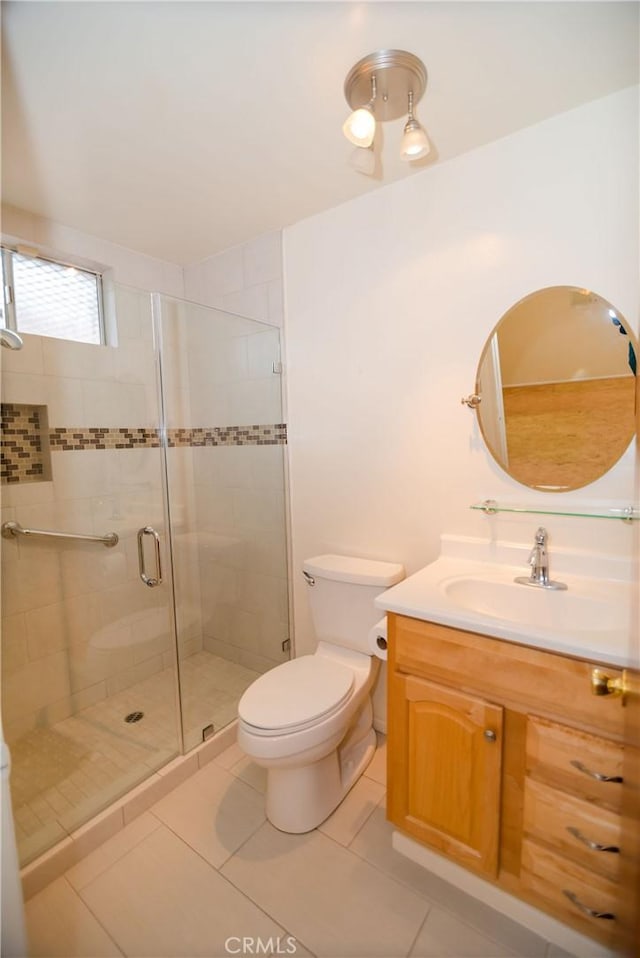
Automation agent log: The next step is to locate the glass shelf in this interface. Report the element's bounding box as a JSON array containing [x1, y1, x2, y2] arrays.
[[470, 499, 639, 522]]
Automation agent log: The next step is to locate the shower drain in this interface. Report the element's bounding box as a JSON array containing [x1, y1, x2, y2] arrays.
[[124, 711, 144, 724]]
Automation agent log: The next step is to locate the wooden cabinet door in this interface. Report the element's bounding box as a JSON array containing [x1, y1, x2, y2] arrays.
[[388, 673, 503, 877]]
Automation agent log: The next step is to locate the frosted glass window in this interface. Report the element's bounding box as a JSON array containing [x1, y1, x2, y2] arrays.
[[1, 249, 105, 344]]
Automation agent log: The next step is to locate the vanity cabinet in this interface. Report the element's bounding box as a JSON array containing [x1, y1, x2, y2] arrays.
[[389, 673, 503, 877], [387, 613, 625, 947]]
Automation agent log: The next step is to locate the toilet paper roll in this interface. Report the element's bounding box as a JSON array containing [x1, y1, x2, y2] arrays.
[[367, 616, 388, 661]]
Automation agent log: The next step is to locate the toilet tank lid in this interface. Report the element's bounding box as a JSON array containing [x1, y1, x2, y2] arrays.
[[303, 554, 405, 587]]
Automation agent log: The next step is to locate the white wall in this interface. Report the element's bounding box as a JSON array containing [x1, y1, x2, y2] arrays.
[[283, 87, 639, 684]]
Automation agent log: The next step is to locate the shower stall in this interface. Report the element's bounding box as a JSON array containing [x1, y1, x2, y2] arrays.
[[0, 286, 290, 866]]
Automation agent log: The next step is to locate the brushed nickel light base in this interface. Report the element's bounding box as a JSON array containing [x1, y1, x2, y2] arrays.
[[343, 50, 427, 120]]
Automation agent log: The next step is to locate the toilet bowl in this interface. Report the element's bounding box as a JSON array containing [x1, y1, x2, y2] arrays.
[[237, 554, 404, 833]]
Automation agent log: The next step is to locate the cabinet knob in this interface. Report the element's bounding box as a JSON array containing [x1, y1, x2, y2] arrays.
[[484, 729, 497, 742], [591, 668, 625, 698]]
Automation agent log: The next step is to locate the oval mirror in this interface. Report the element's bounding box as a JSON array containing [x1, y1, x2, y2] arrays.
[[475, 286, 637, 492]]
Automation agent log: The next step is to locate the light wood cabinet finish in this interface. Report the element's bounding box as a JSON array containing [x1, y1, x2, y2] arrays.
[[521, 840, 618, 945], [526, 714, 624, 809], [387, 613, 626, 948], [523, 777, 621, 880], [390, 674, 503, 876]]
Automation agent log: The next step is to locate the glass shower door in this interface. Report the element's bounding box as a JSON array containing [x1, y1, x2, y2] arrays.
[[1, 283, 181, 865], [154, 295, 290, 751]]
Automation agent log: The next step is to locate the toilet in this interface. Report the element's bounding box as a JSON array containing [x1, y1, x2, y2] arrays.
[[237, 554, 405, 833]]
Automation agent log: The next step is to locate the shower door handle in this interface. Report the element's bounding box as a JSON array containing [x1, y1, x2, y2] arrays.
[[137, 526, 163, 587]]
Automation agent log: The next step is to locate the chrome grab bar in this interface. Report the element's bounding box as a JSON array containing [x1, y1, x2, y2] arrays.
[[137, 526, 162, 588], [1, 520, 118, 548]]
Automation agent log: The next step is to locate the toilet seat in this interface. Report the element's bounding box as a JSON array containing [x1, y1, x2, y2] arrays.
[[238, 655, 355, 735]]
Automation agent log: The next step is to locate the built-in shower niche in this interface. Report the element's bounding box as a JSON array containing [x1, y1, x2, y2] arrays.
[[1, 402, 52, 484]]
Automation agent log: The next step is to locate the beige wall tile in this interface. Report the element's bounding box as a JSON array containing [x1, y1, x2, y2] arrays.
[[1, 613, 29, 673], [1, 552, 63, 616], [2, 650, 70, 721], [21, 838, 77, 900]]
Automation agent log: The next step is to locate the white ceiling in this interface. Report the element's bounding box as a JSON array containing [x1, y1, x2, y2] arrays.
[[2, 2, 638, 266]]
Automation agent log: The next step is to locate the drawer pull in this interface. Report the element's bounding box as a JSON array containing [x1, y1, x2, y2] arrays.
[[563, 890, 615, 920], [570, 760, 623, 784], [566, 826, 620, 854]]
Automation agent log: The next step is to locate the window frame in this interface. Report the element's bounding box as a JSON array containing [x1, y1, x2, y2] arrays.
[[1, 245, 108, 346]]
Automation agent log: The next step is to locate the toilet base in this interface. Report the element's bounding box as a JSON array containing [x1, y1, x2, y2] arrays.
[[265, 723, 377, 834]]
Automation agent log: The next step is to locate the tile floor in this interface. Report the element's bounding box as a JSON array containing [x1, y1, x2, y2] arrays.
[[23, 735, 580, 958], [10, 651, 260, 866]]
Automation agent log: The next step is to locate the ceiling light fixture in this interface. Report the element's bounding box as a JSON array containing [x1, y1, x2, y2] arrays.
[[343, 75, 377, 148], [342, 50, 429, 172], [400, 90, 430, 161]]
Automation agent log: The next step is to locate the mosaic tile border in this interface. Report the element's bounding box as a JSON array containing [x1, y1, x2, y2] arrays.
[[2, 420, 287, 484], [48, 427, 160, 451], [47, 424, 287, 450]]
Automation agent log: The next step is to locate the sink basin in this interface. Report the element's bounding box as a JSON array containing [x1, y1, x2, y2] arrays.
[[442, 576, 627, 633], [375, 541, 632, 666]]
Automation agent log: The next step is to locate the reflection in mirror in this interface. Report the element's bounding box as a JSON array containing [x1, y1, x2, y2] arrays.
[[476, 287, 637, 492]]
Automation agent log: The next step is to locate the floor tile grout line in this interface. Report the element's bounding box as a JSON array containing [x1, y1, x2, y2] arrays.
[[60, 873, 127, 958], [405, 901, 434, 958], [340, 825, 547, 958], [67, 819, 302, 957], [143, 798, 268, 879], [67, 814, 164, 892]]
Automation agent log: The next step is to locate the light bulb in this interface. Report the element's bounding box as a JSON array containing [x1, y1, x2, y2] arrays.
[[349, 146, 375, 176], [342, 107, 376, 148], [400, 118, 430, 161]]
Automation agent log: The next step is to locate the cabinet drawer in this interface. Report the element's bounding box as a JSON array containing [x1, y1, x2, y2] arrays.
[[521, 839, 619, 945], [526, 716, 623, 810], [391, 615, 624, 739], [523, 778, 621, 880]]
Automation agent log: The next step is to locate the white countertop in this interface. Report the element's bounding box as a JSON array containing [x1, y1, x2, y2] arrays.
[[374, 544, 632, 668]]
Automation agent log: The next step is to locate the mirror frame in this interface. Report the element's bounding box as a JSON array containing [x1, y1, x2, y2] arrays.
[[474, 286, 637, 492]]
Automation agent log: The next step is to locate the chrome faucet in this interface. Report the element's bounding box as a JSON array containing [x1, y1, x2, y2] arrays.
[[514, 527, 567, 590]]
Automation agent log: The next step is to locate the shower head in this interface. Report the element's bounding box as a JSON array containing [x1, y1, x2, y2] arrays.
[[0, 328, 23, 350]]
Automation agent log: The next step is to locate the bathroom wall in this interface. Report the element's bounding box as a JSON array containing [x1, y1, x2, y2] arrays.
[[283, 86, 639, 720]]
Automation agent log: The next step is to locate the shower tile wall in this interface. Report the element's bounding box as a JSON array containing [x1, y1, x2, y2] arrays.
[[1, 279, 288, 761], [160, 299, 289, 678], [0, 286, 177, 745]]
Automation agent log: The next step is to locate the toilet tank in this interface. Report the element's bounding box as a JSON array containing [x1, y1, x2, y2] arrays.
[[303, 554, 405, 654]]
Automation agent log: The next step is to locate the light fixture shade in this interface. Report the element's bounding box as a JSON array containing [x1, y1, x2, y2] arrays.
[[342, 107, 376, 148], [349, 146, 376, 176], [400, 119, 430, 161]]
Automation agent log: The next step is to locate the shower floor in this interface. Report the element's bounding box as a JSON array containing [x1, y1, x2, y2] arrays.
[[8, 650, 260, 866]]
